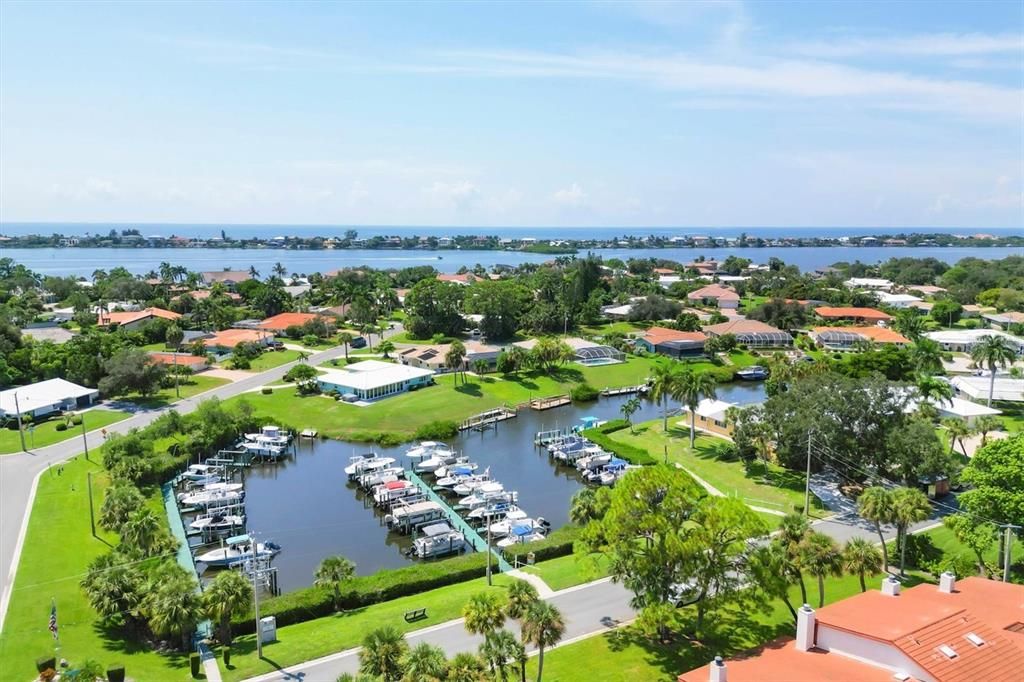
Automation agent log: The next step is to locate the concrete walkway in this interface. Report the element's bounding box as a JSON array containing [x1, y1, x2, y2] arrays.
[[674, 462, 787, 517]]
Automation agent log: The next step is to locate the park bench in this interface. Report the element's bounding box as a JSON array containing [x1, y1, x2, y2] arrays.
[[403, 607, 428, 623]]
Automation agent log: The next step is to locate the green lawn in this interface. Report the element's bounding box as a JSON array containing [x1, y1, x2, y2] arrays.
[[993, 401, 1024, 434], [525, 572, 905, 681], [608, 420, 824, 515], [0, 409, 131, 455], [520, 553, 611, 591], [578, 321, 649, 337], [122, 375, 229, 408], [0, 457, 190, 682], [921, 525, 1023, 580], [244, 349, 301, 371]]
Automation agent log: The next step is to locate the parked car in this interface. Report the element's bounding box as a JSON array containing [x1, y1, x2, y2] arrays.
[[350, 336, 367, 349]]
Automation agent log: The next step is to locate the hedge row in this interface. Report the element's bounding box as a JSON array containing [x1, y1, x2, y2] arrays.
[[230, 552, 490, 634], [502, 524, 580, 563], [581, 420, 657, 466]]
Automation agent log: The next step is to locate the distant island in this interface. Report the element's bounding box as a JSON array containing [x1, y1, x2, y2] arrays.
[[1, 228, 1021, 251]]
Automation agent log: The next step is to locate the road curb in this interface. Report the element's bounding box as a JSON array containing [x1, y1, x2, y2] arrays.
[[0, 463, 43, 631]]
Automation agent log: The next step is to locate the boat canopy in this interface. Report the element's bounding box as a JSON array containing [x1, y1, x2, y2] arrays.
[[511, 524, 534, 537], [385, 481, 406, 490], [226, 534, 251, 544], [421, 523, 451, 537], [579, 416, 599, 426], [453, 466, 473, 475]]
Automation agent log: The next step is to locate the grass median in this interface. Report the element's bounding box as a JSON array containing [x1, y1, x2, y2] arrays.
[[0, 409, 130, 455]]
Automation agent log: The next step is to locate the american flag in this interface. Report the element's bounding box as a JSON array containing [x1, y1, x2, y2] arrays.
[[48, 600, 58, 641]]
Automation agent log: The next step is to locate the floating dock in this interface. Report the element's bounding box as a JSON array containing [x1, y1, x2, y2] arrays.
[[529, 394, 571, 411], [300, 429, 318, 438], [600, 384, 648, 397], [459, 406, 518, 431]]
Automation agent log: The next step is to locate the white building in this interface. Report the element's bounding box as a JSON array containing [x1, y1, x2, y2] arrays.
[[317, 360, 434, 402], [951, 376, 1024, 403], [0, 379, 99, 419], [875, 292, 922, 308], [924, 328, 1024, 354], [844, 277, 893, 290]]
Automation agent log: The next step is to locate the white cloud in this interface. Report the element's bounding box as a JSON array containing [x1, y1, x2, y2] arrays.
[[49, 178, 120, 201], [552, 183, 587, 206], [424, 181, 480, 210], [786, 32, 1024, 58]]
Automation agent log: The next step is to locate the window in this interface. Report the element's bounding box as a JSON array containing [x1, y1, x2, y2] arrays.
[[937, 644, 957, 659], [965, 632, 985, 647]]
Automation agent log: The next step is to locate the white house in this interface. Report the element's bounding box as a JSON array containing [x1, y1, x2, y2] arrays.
[[924, 328, 1024, 355], [0, 379, 99, 419], [951, 376, 1024, 403], [875, 292, 922, 308], [844, 277, 893, 290], [317, 360, 435, 402]]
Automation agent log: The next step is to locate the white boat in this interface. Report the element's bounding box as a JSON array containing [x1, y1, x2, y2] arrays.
[[244, 425, 290, 446], [457, 482, 507, 508], [178, 481, 243, 500], [598, 459, 629, 486], [451, 473, 495, 496], [436, 465, 485, 489], [433, 458, 478, 479], [497, 524, 548, 548], [407, 522, 467, 559], [414, 450, 458, 473], [359, 467, 405, 489], [485, 510, 532, 537], [466, 499, 520, 520], [373, 480, 422, 505], [344, 454, 395, 478], [195, 535, 280, 568], [189, 512, 245, 533], [239, 440, 286, 459], [385, 501, 446, 531], [179, 488, 244, 508], [183, 464, 222, 484], [404, 441, 451, 461], [576, 451, 612, 471]]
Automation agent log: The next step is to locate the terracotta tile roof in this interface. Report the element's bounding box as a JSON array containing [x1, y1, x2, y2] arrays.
[[703, 319, 789, 336], [147, 352, 208, 367], [201, 270, 252, 283], [687, 284, 740, 301], [678, 639, 892, 682], [815, 306, 892, 320], [653, 267, 677, 275], [204, 329, 273, 347], [813, 326, 911, 344], [98, 307, 181, 326], [176, 289, 241, 301], [257, 312, 324, 331], [641, 326, 707, 345], [437, 273, 477, 284]]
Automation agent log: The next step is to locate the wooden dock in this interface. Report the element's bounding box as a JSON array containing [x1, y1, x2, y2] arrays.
[[600, 384, 648, 397], [300, 428, 318, 438], [459, 406, 517, 431], [529, 394, 571, 411]]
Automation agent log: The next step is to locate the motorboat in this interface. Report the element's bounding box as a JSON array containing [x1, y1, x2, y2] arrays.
[[344, 454, 395, 479], [406, 522, 467, 559], [189, 512, 245, 534], [466, 499, 520, 520], [404, 441, 452, 461], [433, 458, 478, 479], [486, 511, 541, 537], [179, 487, 244, 508], [195, 534, 280, 568], [178, 481, 243, 499], [244, 425, 291, 446], [597, 459, 629, 486], [435, 465, 482, 489], [385, 501, 446, 532], [182, 464, 223, 484], [553, 441, 592, 462], [736, 365, 769, 381], [373, 480, 422, 506], [457, 482, 507, 509], [451, 473, 495, 496], [359, 467, 405, 489], [239, 440, 287, 460], [414, 450, 459, 473], [576, 451, 612, 472], [497, 524, 548, 548], [546, 435, 584, 455]]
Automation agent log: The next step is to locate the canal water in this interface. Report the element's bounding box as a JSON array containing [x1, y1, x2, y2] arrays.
[[233, 382, 765, 592]]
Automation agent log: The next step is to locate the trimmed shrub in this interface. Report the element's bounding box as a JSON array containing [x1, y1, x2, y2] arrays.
[[581, 421, 657, 465], [261, 387, 273, 395], [71, 416, 83, 426], [413, 420, 459, 441], [107, 664, 126, 682], [230, 552, 490, 634], [503, 525, 580, 563], [569, 383, 599, 402], [189, 652, 201, 678], [36, 656, 56, 673], [55, 423, 68, 432]]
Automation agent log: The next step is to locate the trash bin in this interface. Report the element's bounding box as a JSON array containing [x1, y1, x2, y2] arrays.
[[527, 552, 536, 565], [259, 616, 277, 644]]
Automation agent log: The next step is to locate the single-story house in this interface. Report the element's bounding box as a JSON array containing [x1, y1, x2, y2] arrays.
[[687, 284, 740, 309], [0, 379, 99, 419], [961, 304, 985, 318], [810, 326, 910, 350], [637, 327, 707, 358], [201, 270, 252, 288], [98, 307, 181, 330], [317, 360, 434, 401], [398, 341, 504, 372], [658, 275, 683, 288], [951, 376, 1024, 403], [703, 319, 793, 348], [436, 273, 478, 285], [20, 325, 75, 344], [203, 329, 275, 354], [513, 337, 625, 365], [906, 284, 946, 297], [983, 311, 1024, 330], [601, 303, 634, 320], [174, 289, 241, 302], [924, 329, 1024, 355], [146, 352, 210, 372], [919, 396, 1002, 426], [843, 277, 893, 290], [257, 312, 330, 334], [875, 292, 922, 308], [814, 306, 892, 323], [678, 398, 738, 438]]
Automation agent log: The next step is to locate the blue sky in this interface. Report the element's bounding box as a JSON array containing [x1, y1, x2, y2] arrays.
[[1, 0, 1021, 227]]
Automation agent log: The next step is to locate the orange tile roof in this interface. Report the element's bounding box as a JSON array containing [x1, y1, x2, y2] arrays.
[[678, 639, 892, 682], [642, 326, 707, 345], [98, 307, 181, 326], [704, 319, 788, 336], [147, 352, 208, 367], [204, 329, 272, 347], [437, 273, 477, 284], [815, 306, 892, 321], [257, 312, 323, 331], [688, 284, 740, 301], [176, 289, 241, 301], [813, 326, 911, 344]]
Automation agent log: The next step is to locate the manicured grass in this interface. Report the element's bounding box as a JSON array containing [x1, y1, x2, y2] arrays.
[[0, 409, 131, 455], [0, 457, 190, 682], [222, 573, 517, 681], [921, 525, 1023, 579], [520, 553, 611, 591], [244, 349, 301, 371], [608, 420, 823, 515], [525, 572, 907, 681], [993, 401, 1024, 434], [578, 321, 649, 337], [123, 374, 229, 408]]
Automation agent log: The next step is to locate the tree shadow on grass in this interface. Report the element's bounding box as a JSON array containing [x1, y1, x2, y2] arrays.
[[550, 367, 584, 384], [92, 621, 191, 670], [454, 383, 484, 397]]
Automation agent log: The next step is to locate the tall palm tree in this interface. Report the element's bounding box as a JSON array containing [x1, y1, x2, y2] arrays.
[[648, 362, 681, 432], [910, 338, 944, 375], [338, 331, 354, 361], [462, 591, 507, 670], [522, 601, 565, 682], [916, 374, 953, 408], [359, 626, 409, 681], [81, 557, 144, 630], [98, 482, 145, 532], [203, 569, 253, 647], [891, 487, 932, 576], [401, 642, 447, 682], [857, 486, 893, 572], [120, 507, 167, 558], [480, 629, 525, 682], [505, 579, 539, 642], [446, 340, 467, 386], [273, 262, 287, 279], [893, 311, 926, 341], [569, 488, 599, 526], [778, 513, 811, 604], [314, 555, 356, 612], [843, 537, 882, 592], [673, 370, 718, 447], [379, 340, 397, 359], [800, 531, 844, 607], [620, 396, 641, 433], [473, 359, 489, 380], [974, 414, 1003, 447], [159, 261, 174, 284], [248, 265, 260, 279], [361, 323, 377, 352], [747, 542, 798, 621], [941, 417, 973, 457], [970, 334, 1018, 406], [446, 652, 487, 682], [146, 574, 202, 651]]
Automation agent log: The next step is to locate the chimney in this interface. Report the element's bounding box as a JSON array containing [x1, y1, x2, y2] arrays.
[[796, 603, 816, 651], [939, 572, 957, 594], [882, 576, 901, 597], [708, 655, 727, 682]]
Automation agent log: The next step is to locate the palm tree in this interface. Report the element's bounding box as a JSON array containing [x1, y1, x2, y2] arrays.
[[569, 488, 599, 526], [916, 374, 953, 408], [462, 591, 507, 670], [522, 601, 565, 682], [146, 574, 202, 650], [480, 629, 525, 682], [99, 482, 145, 532], [336, 674, 378, 682], [910, 338, 944, 375], [359, 625, 409, 681], [505, 579, 540, 643], [891, 487, 932, 576], [974, 414, 1003, 447], [120, 507, 166, 558], [648, 362, 681, 432], [401, 642, 447, 682], [248, 265, 260, 279], [941, 417, 973, 457], [159, 261, 174, 284], [620, 396, 641, 433], [446, 340, 467, 386], [314, 555, 356, 612], [857, 486, 893, 572], [843, 537, 883, 592], [674, 370, 718, 447], [273, 262, 287, 279], [378, 340, 396, 359], [361, 324, 376, 352], [473, 359, 489, 380], [203, 569, 252, 646], [893, 311, 926, 341], [747, 542, 798, 622], [801, 531, 844, 607], [81, 556, 144, 630], [778, 513, 811, 604], [338, 332, 354, 361], [446, 652, 487, 682], [166, 323, 184, 351], [970, 334, 1018, 406]]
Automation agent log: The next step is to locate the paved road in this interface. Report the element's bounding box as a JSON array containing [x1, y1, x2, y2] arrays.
[[0, 345, 349, 625], [247, 578, 636, 682]]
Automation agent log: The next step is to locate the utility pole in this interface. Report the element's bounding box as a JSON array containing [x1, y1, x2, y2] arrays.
[[13, 393, 26, 452], [804, 430, 812, 516], [486, 511, 493, 587], [87, 471, 96, 538], [252, 535, 263, 659], [174, 351, 180, 399], [81, 414, 90, 462], [1001, 524, 1021, 582]]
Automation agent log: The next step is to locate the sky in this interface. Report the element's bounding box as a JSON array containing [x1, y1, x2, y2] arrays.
[[1, 0, 1022, 228]]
